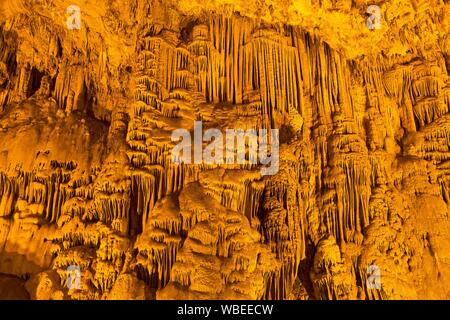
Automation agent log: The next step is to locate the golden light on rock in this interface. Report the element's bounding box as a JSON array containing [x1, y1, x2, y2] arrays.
[[0, 0, 450, 300]]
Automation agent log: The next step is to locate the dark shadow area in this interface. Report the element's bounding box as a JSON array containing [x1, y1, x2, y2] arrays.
[[0, 273, 30, 300]]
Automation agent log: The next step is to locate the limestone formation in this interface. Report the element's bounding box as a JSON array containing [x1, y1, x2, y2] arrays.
[[1, 0, 450, 300]]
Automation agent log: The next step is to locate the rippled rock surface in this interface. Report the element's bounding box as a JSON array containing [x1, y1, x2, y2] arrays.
[[1, 0, 450, 300]]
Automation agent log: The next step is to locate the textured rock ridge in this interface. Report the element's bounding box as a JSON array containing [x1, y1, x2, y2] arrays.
[[0, 0, 450, 300]]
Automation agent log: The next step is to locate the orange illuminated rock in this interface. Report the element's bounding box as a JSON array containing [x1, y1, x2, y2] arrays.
[[0, 0, 450, 300]]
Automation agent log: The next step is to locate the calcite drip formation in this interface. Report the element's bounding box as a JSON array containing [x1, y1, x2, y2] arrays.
[[1, 0, 450, 300]]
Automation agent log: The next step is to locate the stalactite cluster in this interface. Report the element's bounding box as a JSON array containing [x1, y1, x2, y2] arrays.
[[1, 0, 450, 300]]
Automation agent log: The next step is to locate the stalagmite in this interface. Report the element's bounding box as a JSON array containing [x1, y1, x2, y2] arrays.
[[1, 0, 450, 301]]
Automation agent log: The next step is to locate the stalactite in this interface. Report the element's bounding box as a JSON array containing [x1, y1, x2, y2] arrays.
[[0, 172, 17, 216], [2, 0, 450, 301]]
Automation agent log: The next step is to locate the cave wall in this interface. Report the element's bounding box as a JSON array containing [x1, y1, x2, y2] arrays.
[[0, 0, 450, 300]]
